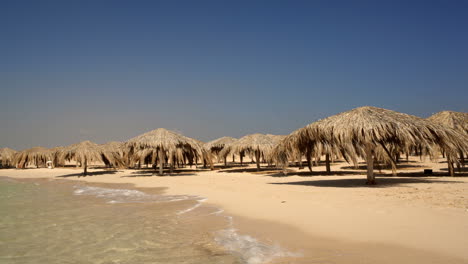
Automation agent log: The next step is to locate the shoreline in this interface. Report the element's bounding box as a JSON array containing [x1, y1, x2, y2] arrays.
[[1, 161, 467, 263]]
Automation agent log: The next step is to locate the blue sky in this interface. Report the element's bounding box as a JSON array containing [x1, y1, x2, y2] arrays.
[[1, 0, 467, 150]]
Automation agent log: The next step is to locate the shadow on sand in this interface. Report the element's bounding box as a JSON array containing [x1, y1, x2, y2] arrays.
[[57, 170, 120, 178], [265, 170, 365, 177], [122, 168, 201, 177], [269, 176, 464, 188], [218, 167, 282, 174]]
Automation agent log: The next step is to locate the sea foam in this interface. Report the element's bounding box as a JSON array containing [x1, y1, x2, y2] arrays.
[[215, 228, 301, 264], [73, 186, 200, 204]]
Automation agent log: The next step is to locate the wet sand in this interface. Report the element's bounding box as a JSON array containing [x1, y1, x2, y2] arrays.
[[1, 156, 467, 263]]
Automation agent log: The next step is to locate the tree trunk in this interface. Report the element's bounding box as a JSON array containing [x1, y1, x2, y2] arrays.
[[83, 158, 88, 176], [447, 154, 455, 177], [325, 154, 331, 174], [255, 150, 261, 171], [224, 156, 227, 167], [365, 145, 375, 184], [159, 148, 164, 176], [240, 152, 244, 165]]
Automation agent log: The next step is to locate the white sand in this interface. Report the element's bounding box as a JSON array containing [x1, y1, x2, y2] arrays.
[[2, 156, 467, 263]]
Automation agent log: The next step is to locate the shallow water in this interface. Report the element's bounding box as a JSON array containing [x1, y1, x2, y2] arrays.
[[0, 177, 295, 264]]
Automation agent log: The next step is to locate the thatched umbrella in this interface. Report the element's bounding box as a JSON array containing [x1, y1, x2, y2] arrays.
[[100, 141, 126, 168], [48, 146, 66, 168], [428, 111, 468, 166], [274, 128, 344, 174], [59, 141, 122, 176], [427, 111, 468, 135], [126, 128, 210, 175], [205, 137, 237, 166], [283, 106, 467, 184], [14, 147, 53, 169], [220, 133, 277, 171], [0, 147, 17, 168]]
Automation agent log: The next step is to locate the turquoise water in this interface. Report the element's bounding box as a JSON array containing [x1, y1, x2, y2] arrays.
[[0, 177, 293, 264]]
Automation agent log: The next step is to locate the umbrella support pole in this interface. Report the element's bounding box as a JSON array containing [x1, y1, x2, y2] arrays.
[[447, 154, 454, 176], [298, 153, 303, 170], [159, 148, 164, 176], [255, 150, 261, 171], [325, 154, 331, 174], [460, 151, 465, 168], [83, 158, 88, 176], [306, 149, 312, 172], [365, 145, 375, 185]]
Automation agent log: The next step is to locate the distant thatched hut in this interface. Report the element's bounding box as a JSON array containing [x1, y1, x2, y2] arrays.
[[220, 133, 277, 171], [0, 147, 17, 168], [126, 128, 210, 175], [277, 106, 467, 184], [14, 147, 53, 169], [59, 141, 123, 176], [205, 137, 237, 166]]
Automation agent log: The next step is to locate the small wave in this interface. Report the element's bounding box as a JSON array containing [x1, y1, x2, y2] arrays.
[[215, 228, 301, 264], [177, 198, 207, 215], [206, 208, 224, 216], [73, 186, 200, 204]]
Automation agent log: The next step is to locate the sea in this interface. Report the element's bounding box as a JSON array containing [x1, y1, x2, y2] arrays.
[[0, 177, 297, 264]]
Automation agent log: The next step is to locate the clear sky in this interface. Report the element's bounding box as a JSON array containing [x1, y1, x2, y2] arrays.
[[1, 0, 467, 150]]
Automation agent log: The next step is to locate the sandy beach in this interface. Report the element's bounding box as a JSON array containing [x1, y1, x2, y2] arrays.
[[2, 156, 467, 263]]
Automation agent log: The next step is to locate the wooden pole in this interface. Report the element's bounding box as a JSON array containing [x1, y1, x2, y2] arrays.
[[365, 145, 375, 184], [447, 154, 454, 177], [255, 149, 261, 171], [83, 157, 88, 176], [306, 148, 312, 172], [298, 153, 303, 170], [460, 151, 465, 168], [159, 148, 164, 176], [325, 154, 331, 174]]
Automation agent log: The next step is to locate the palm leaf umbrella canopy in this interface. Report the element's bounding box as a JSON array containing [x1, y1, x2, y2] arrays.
[[59, 140, 122, 176], [0, 147, 17, 168], [49, 146, 66, 168], [101, 141, 126, 162], [205, 137, 237, 166], [273, 129, 314, 170], [125, 128, 209, 175], [427, 111, 468, 166], [221, 133, 277, 170], [427, 111, 468, 135], [287, 106, 467, 184], [14, 146, 53, 169]]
